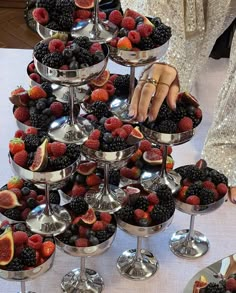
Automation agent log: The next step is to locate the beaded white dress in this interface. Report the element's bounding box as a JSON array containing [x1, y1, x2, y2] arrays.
[[121, 0, 236, 185]]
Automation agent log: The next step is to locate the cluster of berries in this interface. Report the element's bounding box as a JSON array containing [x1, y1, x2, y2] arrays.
[[33, 0, 107, 32], [9, 128, 80, 172], [176, 159, 228, 206], [117, 184, 175, 226], [0, 222, 55, 271], [27, 61, 51, 86], [57, 197, 116, 247], [144, 92, 202, 134], [120, 140, 174, 180], [34, 37, 106, 70], [10, 85, 69, 130], [84, 117, 142, 152], [108, 8, 171, 51]]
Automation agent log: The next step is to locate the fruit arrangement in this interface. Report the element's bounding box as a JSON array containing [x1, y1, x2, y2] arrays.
[[108, 8, 171, 51], [83, 117, 143, 151], [0, 176, 60, 221], [56, 197, 116, 247], [10, 85, 71, 130], [9, 128, 80, 172], [27, 61, 53, 87], [32, 0, 107, 33], [34, 36, 106, 70], [120, 140, 174, 181], [116, 184, 175, 227], [143, 92, 202, 134], [0, 222, 55, 271], [175, 160, 228, 206]]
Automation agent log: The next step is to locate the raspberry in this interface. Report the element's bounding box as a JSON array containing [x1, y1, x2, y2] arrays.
[[92, 221, 104, 231], [75, 238, 89, 247], [202, 181, 215, 190], [36, 195, 46, 205], [48, 39, 65, 53], [28, 62, 35, 73], [89, 42, 102, 54], [104, 117, 123, 131], [89, 129, 101, 140], [178, 117, 193, 132], [91, 88, 109, 102], [14, 129, 26, 139], [139, 140, 152, 152], [195, 108, 202, 119], [84, 139, 100, 150], [50, 102, 64, 117], [102, 83, 115, 96], [137, 23, 153, 37], [13, 150, 28, 167], [226, 278, 236, 291], [217, 183, 228, 196], [98, 11, 106, 20], [32, 7, 49, 25], [108, 10, 123, 26], [109, 74, 119, 83], [28, 190, 38, 200], [29, 73, 41, 83], [75, 9, 91, 19], [10, 188, 22, 199], [100, 212, 112, 223], [112, 127, 128, 139], [71, 183, 87, 197], [212, 188, 220, 200], [79, 226, 88, 237], [160, 145, 173, 155], [109, 37, 119, 48], [134, 209, 145, 219], [21, 208, 31, 220], [13, 231, 28, 245], [147, 193, 160, 205], [26, 127, 38, 135], [50, 142, 67, 157], [128, 30, 141, 44], [28, 234, 43, 250], [121, 16, 136, 30], [186, 195, 200, 205], [14, 107, 30, 122], [86, 174, 101, 186]]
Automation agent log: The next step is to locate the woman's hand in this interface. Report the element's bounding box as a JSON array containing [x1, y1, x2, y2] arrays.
[[129, 63, 180, 122]]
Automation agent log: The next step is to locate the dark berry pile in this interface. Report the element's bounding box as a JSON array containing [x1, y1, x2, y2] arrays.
[[90, 101, 112, 120], [113, 74, 137, 95], [175, 160, 228, 206]]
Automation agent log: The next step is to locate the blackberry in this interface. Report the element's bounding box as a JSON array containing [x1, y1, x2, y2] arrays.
[[187, 165, 206, 181], [113, 74, 135, 94], [192, 116, 201, 128], [151, 17, 162, 27], [171, 106, 187, 122], [46, 21, 60, 31], [157, 120, 177, 133], [109, 137, 128, 151], [58, 13, 74, 31], [199, 188, 215, 205], [175, 165, 192, 179], [75, 48, 93, 67], [34, 42, 49, 62], [109, 170, 120, 186], [159, 200, 175, 218], [49, 9, 61, 22], [24, 134, 41, 152], [23, 181, 38, 191], [4, 208, 21, 221], [49, 191, 60, 204], [134, 196, 149, 211], [42, 52, 64, 69], [138, 37, 155, 50], [63, 102, 70, 114], [65, 144, 81, 162], [36, 0, 56, 11], [90, 101, 111, 120], [6, 258, 24, 271], [96, 230, 109, 243], [69, 197, 88, 215], [186, 183, 203, 197], [73, 36, 92, 50], [151, 23, 172, 46], [150, 205, 169, 224], [49, 155, 71, 170], [155, 184, 173, 201], [57, 230, 72, 245], [156, 102, 172, 121], [20, 247, 36, 266], [209, 170, 228, 186], [41, 82, 53, 96], [205, 282, 225, 293], [117, 206, 134, 222], [56, 0, 75, 14], [93, 51, 105, 64], [26, 152, 35, 168], [106, 224, 116, 234], [30, 113, 49, 129]]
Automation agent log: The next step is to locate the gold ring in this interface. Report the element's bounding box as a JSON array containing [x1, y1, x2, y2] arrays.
[[139, 77, 158, 86], [158, 81, 170, 87]]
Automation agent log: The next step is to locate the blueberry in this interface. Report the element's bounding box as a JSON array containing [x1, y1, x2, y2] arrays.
[[63, 48, 73, 60], [47, 96, 56, 106], [63, 230, 73, 239], [14, 223, 27, 232], [36, 100, 47, 111], [106, 224, 116, 233], [86, 230, 96, 238], [69, 60, 79, 70], [29, 106, 37, 115], [21, 187, 30, 196], [69, 235, 78, 246], [27, 198, 37, 209], [99, 117, 107, 125], [89, 236, 99, 246], [42, 108, 51, 116], [103, 132, 113, 143], [70, 224, 78, 233], [93, 52, 105, 64], [75, 173, 86, 184], [80, 63, 89, 68], [118, 27, 129, 37], [138, 218, 150, 227], [135, 16, 144, 24]]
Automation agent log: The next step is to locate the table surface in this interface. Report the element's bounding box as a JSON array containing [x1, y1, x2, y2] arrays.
[[0, 48, 234, 293]]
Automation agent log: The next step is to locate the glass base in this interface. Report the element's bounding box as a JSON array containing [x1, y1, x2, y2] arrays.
[[85, 184, 125, 213], [26, 204, 71, 236], [169, 229, 209, 259], [48, 116, 93, 144], [61, 268, 104, 293], [141, 170, 181, 194], [110, 100, 135, 123], [117, 249, 158, 280]]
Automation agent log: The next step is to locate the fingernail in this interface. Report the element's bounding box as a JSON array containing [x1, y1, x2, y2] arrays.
[[138, 115, 144, 122], [148, 114, 154, 122], [128, 109, 135, 117]]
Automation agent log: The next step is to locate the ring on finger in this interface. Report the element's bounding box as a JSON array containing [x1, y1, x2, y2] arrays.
[[157, 81, 170, 88], [139, 77, 158, 87]]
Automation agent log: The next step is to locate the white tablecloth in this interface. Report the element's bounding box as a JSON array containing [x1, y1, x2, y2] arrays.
[[0, 48, 233, 293]]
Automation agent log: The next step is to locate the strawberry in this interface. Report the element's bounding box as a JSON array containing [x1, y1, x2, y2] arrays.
[[89, 129, 101, 140], [166, 156, 174, 170], [84, 139, 100, 150], [28, 85, 47, 100], [50, 142, 67, 157], [134, 209, 145, 219], [86, 174, 102, 186], [76, 238, 89, 247], [147, 193, 159, 205], [13, 150, 28, 167], [117, 36, 132, 50], [104, 117, 123, 131], [98, 11, 106, 20], [92, 221, 104, 231], [139, 140, 152, 152], [75, 9, 91, 19], [9, 138, 25, 155], [14, 129, 26, 139], [100, 212, 112, 223], [71, 183, 87, 197], [217, 183, 228, 196], [7, 176, 24, 190], [14, 107, 30, 122], [185, 195, 200, 205], [178, 186, 188, 201]]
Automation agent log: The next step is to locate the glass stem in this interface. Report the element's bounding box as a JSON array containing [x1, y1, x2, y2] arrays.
[[160, 144, 168, 178], [93, 0, 99, 27], [101, 163, 111, 194], [128, 67, 136, 104], [43, 183, 52, 216], [20, 280, 26, 293], [69, 86, 76, 125], [80, 257, 87, 283], [135, 236, 142, 261], [187, 215, 195, 241]]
